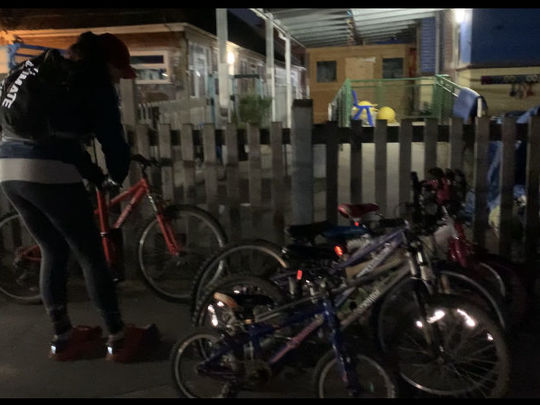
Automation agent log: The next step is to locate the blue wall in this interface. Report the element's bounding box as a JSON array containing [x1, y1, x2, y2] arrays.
[[458, 9, 473, 65], [470, 8, 540, 65], [420, 17, 436, 73]]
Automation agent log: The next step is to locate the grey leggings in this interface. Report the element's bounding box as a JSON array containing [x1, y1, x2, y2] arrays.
[[1, 180, 124, 336]]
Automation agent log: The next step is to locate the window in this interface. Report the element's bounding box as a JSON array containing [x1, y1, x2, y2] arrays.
[[383, 58, 404, 79], [130, 50, 172, 84], [317, 61, 337, 83], [189, 42, 209, 98]]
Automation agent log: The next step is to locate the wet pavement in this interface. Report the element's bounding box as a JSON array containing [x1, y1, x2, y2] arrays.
[[1, 276, 540, 398]]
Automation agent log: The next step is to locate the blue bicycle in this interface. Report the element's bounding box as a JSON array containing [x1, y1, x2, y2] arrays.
[[171, 271, 398, 398], [176, 219, 510, 398]]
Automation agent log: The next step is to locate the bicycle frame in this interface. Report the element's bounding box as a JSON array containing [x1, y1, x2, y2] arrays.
[[95, 175, 181, 269], [202, 281, 365, 395]]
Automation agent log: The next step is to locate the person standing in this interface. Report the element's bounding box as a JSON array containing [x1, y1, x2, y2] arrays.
[[0, 32, 159, 362]]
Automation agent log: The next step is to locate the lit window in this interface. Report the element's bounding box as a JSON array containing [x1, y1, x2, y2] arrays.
[[130, 50, 172, 84]]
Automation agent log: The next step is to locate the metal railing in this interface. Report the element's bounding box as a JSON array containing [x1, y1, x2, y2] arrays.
[[329, 74, 463, 127]]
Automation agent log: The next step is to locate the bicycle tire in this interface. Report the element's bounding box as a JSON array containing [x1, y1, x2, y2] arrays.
[[0, 211, 41, 304], [170, 327, 239, 398], [137, 204, 227, 302], [192, 273, 286, 328], [388, 294, 510, 397], [313, 346, 398, 398], [475, 255, 529, 328], [190, 239, 289, 313], [374, 265, 508, 356]]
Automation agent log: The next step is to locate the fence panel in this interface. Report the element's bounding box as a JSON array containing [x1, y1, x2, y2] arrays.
[[202, 124, 219, 219], [180, 124, 196, 205], [325, 121, 339, 224], [498, 117, 516, 258], [270, 122, 286, 244], [350, 120, 363, 204], [374, 119, 388, 216], [449, 117, 464, 171], [472, 117, 490, 248], [398, 119, 413, 216], [158, 123, 175, 202], [290, 100, 314, 225], [224, 123, 242, 241], [525, 116, 540, 263]]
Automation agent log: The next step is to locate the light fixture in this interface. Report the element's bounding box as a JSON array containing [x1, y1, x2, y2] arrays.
[[454, 9, 466, 24], [227, 50, 236, 65]]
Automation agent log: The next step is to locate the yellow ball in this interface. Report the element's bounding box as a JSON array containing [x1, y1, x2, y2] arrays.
[[377, 106, 396, 122]]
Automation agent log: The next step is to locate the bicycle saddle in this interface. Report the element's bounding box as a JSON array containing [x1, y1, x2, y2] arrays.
[[286, 221, 333, 241], [338, 203, 379, 220]]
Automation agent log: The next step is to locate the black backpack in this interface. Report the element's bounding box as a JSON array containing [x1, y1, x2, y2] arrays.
[[0, 49, 91, 143]]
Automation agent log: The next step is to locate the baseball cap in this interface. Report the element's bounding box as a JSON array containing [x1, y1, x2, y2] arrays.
[[97, 33, 136, 79]]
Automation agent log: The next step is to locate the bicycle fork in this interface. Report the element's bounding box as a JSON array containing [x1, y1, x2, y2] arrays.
[[322, 296, 362, 397]]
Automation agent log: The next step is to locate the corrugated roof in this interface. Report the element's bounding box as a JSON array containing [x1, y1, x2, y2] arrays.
[[257, 8, 449, 47]]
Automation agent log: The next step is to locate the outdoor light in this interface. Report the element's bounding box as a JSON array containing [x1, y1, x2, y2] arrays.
[[454, 9, 466, 24], [227, 50, 235, 65]]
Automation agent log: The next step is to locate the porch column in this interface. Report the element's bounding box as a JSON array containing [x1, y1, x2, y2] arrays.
[[266, 14, 276, 121], [284, 33, 292, 128], [216, 8, 230, 128]]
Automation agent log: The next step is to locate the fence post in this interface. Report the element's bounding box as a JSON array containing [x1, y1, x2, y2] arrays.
[[224, 123, 241, 241], [350, 120, 363, 204], [180, 124, 196, 205], [291, 99, 314, 225], [424, 118, 438, 177], [524, 116, 540, 264], [325, 121, 339, 224], [123, 124, 150, 279], [374, 119, 387, 216], [158, 123, 175, 202], [449, 117, 464, 171], [119, 78, 138, 131], [270, 122, 286, 244], [202, 123, 219, 219], [398, 119, 413, 216], [498, 117, 516, 258], [472, 117, 490, 248]]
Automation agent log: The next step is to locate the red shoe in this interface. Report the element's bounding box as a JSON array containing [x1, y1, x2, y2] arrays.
[[105, 324, 160, 363], [49, 325, 105, 361]]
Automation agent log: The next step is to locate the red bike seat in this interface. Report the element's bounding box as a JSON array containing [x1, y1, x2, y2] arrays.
[[338, 203, 379, 220]]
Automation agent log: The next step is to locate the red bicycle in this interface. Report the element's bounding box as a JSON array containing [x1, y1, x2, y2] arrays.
[[411, 167, 530, 327], [0, 154, 227, 304]]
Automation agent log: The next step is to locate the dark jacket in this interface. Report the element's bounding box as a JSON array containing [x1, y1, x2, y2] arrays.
[[0, 68, 130, 185]]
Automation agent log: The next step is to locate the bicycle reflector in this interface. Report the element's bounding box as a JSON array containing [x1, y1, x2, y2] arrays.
[[296, 269, 303, 280], [334, 245, 344, 257]]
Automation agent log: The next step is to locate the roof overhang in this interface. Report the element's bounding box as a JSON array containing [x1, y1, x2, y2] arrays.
[[253, 8, 449, 47]]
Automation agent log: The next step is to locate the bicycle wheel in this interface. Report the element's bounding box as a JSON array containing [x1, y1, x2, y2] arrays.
[[313, 348, 398, 398], [192, 273, 286, 328], [388, 294, 510, 397], [374, 265, 507, 356], [170, 327, 239, 398], [190, 239, 288, 312], [138, 204, 227, 302], [0, 212, 41, 304], [475, 255, 529, 328]]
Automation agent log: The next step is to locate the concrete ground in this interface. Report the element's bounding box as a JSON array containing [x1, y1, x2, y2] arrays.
[[1, 275, 540, 398]]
